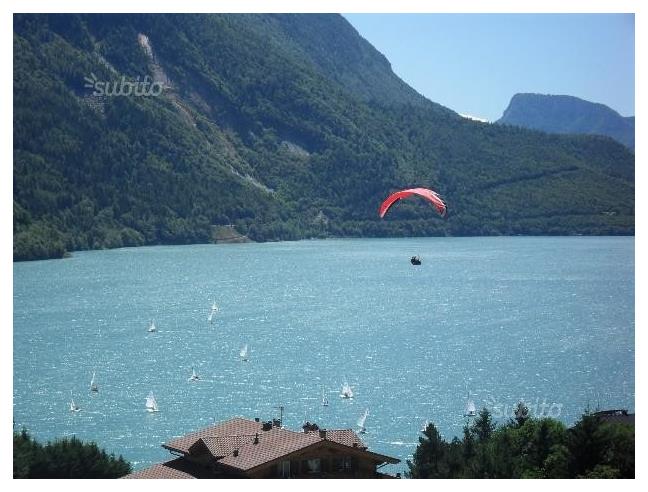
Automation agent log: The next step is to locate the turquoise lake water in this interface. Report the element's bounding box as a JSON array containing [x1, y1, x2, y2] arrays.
[[13, 237, 635, 474]]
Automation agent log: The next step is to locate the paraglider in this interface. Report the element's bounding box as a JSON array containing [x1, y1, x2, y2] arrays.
[[378, 187, 447, 219], [379, 187, 447, 266]]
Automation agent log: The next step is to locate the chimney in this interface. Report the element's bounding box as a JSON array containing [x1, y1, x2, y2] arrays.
[[254, 417, 260, 422], [319, 429, 327, 439], [262, 421, 272, 431], [233, 449, 239, 457], [253, 433, 259, 445]]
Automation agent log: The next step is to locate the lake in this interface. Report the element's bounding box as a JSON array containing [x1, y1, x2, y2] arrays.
[[13, 237, 635, 474]]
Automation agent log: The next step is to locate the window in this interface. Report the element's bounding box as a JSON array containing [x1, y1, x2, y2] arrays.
[[334, 456, 353, 472], [278, 460, 290, 478], [305, 458, 321, 473]]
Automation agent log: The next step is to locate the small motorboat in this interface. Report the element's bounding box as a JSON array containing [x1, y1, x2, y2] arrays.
[[410, 256, 422, 265]]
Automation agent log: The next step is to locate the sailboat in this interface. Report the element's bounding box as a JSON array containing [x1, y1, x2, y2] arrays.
[[208, 301, 219, 322], [321, 388, 329, 407], [69, 391, 81, 412], [240, 344, 249, 362], [464, 394, 477, 417], [340, 382, 354, 399], [90, 371, 98, 392], [146, 391, 159, 412], [357, 408, 369, 434], [188, 367, 199, 381], [147, 320, 157, 333]]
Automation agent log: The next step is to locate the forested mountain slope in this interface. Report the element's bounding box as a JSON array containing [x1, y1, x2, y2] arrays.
[[13, 14, 634, 260]]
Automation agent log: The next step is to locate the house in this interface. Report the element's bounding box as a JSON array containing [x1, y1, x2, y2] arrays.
[[594, 409, 635, 426], [123, 417, 400, 479]]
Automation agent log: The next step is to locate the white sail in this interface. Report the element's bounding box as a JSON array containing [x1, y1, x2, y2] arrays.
[[148, 320, 157, 332], [421, 420, 430, 432], [357, 408, 369, 432], [90, 371, 98, 392], [464, 396, 477, 417], [69, 391, 80, 412], [240, 344, 249, 361], [146, 392, 159, 412], [321, 388, 329, 407], [188, 367, 199, 381], [340, 382, 353, 399], [208, 301, 219, 322]]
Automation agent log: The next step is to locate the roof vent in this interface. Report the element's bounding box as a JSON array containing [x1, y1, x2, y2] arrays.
[[233, 449, 239, 457], [254, 417, 260, 422], [352, 442, 358, 448], [319, 429, 327, 439]]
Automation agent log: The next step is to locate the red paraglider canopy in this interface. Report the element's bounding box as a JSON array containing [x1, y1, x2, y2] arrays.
[[378, 187, 447, 218]]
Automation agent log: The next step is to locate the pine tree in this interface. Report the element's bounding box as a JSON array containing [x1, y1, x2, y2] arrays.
[[406, 423, 450, 478], [472, 408, 495, 442]]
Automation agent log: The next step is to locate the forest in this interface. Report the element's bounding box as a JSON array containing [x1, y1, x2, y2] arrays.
[[407, 407, 634, 479], [13, 14, 635, 261]]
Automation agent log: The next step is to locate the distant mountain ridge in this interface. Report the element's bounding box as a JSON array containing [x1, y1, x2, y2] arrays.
[[497, 93, 634, 150]]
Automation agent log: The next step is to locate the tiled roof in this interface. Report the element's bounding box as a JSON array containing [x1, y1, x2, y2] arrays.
[[164, 418, 399, 472], [218, 426, 322, 471], [326, 429, 367, 449], [164, 417, 263, 454], [195, 435, 257, 458], [122, 458, 206, 479]]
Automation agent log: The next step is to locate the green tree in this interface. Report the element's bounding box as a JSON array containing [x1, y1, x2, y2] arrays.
[[472, 408, 496, 443], [406, 423, 451, 478], [510, 401, 530, 428], [567, 413, 607, 477], [543, 444, 570, 478]]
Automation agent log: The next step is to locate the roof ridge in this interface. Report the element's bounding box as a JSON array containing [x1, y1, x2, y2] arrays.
[[202, 433, 259, 439]]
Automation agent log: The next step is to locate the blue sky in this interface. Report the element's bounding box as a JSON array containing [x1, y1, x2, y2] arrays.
[[343, 14, 635, 122]]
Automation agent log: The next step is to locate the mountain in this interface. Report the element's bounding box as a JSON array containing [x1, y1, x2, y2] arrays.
[[497, 93, 635, 150], [13, 14, 635, 261]]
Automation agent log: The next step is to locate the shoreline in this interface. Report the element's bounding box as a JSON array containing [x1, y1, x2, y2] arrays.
[[12, 233, 636, 263]]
